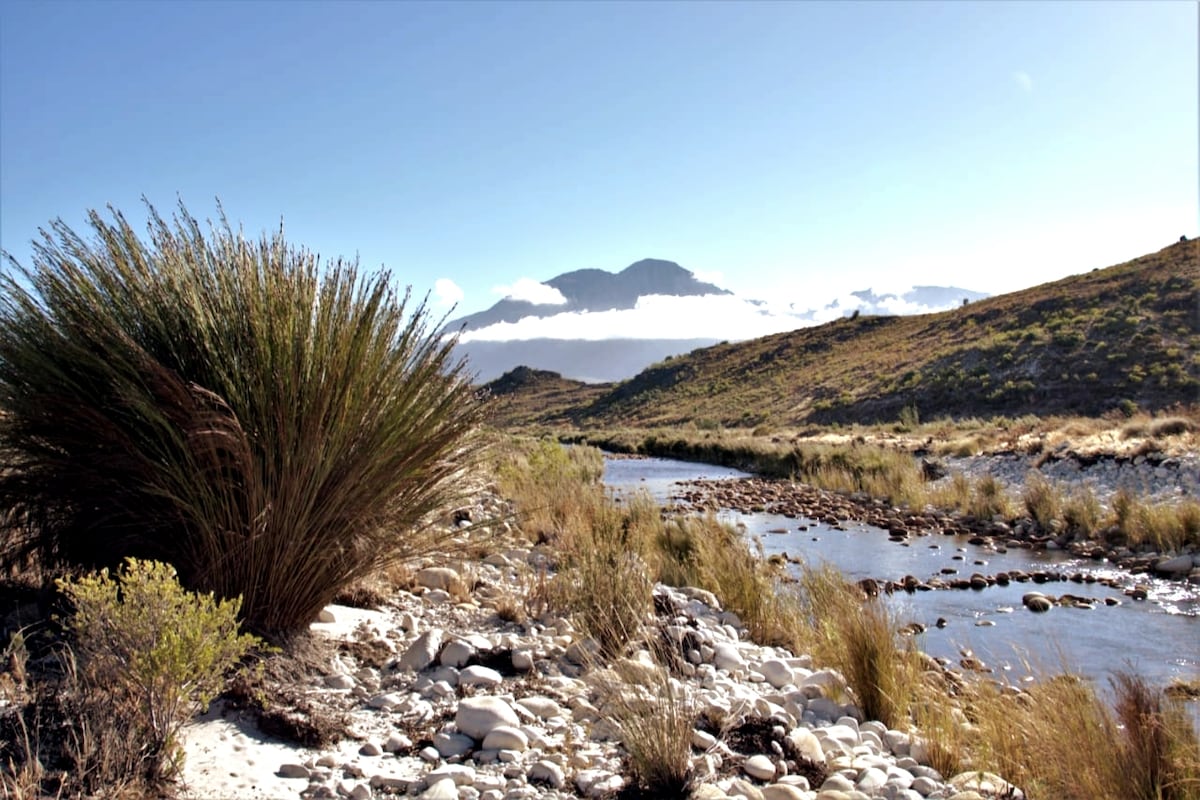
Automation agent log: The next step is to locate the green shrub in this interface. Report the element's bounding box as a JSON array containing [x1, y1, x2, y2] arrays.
[[57, 558, 261, 784], [0, 202, 484, 634]]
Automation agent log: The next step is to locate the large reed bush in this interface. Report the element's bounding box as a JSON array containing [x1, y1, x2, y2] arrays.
[[0, 202, 483, 635]]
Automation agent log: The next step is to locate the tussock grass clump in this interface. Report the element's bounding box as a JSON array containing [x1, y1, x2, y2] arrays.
[[657, 513, 803, 650], [1022, 471, 1063, 531], [557, 511, 655, 660], [0, 202, 484, 636], [1112, 490, 1200, 551], [592, 656, 695, 798], [794, 563, 920, 728], [493, 437, 606, 544], [969, 475, 1013, 520], [1062, 485, 1103, 536], [954, 669, 1200, 800]]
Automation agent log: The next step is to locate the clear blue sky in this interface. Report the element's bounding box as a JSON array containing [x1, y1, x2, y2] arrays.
[[2, 0, 1196, 319]]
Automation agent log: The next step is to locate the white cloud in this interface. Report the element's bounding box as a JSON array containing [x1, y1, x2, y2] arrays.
[[1012, 70, 1033, 93], [456, 285, 985, 343], [432, 278, 464, 309], [493, 277, 568, 305], [459, 293, 810, 342], [692, 268, 725, 286]]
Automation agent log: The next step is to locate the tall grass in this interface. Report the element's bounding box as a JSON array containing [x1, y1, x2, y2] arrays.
[[592, 657, 695, 798], [793, 563, 920, 728], [954, 668, 1200, 800], [0, 202, 484, 635]]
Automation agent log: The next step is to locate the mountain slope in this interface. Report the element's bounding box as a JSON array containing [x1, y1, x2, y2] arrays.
[[486, 238, 1199, 428]]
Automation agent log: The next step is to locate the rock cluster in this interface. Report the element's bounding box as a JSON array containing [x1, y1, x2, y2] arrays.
[[182, 490, 1021, 800]]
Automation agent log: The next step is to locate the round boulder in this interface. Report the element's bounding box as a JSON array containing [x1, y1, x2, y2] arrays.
[[455, 696, 519, 741]]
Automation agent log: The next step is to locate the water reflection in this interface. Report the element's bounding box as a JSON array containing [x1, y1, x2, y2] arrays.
[[604, 454, 1200, 692]]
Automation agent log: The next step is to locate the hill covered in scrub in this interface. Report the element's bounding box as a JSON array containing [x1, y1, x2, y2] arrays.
[[484, 238, 1199, 429]]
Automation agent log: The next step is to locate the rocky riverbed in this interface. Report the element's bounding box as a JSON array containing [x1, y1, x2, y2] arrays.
[[664, 449, 1200, 589], [180, 488, 1023, 800]]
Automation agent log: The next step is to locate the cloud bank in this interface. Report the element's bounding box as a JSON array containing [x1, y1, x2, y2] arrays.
[[492, 277, 568, 305], [456, 287, 976, 343]]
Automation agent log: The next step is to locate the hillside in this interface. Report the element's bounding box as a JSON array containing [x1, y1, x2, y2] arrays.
[[485, 238, 1199, 429]]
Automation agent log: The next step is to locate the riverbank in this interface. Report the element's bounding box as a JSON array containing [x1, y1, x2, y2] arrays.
[[581, 427, 1200, 586], [7, 437, 1196, 799]]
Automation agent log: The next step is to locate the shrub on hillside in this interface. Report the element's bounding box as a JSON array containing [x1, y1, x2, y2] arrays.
[[0, 202, 484, 634]]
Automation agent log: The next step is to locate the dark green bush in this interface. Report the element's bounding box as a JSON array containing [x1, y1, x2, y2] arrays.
[[0, 202, 484, 635]]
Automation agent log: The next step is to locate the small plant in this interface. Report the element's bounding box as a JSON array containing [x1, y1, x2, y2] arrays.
[[56, 558, 261, 783], [1022, 472, 1062, 532], [593, 656, 695, 798], [1062, 486, 1103, 536], [969, 475, 1012, 520]]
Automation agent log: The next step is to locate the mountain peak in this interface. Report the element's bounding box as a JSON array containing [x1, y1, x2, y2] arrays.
[[445, 258, 731, 332]]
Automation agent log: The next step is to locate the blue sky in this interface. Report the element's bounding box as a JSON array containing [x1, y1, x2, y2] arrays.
[[1, 1, 1195, 337]]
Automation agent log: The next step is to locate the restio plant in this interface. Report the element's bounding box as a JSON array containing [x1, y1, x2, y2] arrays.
[[0, 202, 484, 634], [57, 557, 261, 784]]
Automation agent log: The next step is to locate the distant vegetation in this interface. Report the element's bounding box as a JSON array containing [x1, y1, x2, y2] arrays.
[[485, 238, 1198, 430]]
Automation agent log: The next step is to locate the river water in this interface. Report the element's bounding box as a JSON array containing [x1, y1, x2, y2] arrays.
[[603, 454, 1200, 694]]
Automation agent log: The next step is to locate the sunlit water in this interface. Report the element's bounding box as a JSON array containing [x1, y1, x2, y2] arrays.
[[604, 455, 1200, 695]]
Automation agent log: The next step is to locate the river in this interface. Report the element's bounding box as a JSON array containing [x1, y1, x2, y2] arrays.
[[602, 454, 1200, 695]]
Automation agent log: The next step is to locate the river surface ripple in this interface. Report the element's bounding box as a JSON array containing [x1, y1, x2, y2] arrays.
[[602, 454, 1200, 694]]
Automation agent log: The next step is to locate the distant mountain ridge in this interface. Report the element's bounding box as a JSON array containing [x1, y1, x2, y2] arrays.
[[445, 258, 729, 332], [447, 258, 990, 382]]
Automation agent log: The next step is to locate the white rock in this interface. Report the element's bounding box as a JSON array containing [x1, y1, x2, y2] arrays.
[[419, 777, 459, 800], [529, 759, 566, 789], [433, 731, 474, 758], [744, 754, 777, 781], [911, 775, 940, 794], [759, 658, 795, 689], [324, 673, 356, 690], [417, 566, 461, 592], [460, 664, 503, 688], [367, 691, 405, 710], [857, 766, 888, 791], [713, 642, 746, 672], [456, 696, 520, 740], [482, 725, 528, 751], [428, 764, 477, 785], [441, 638, 476, 668], [516, 695, 561, 719], [820, 772, 856, 792], [384, 731, 412, 752], [693, 729, 718, 750], [398, 628, 444, 672], [511, 650, 535, 671], [761, 784, 809, 800], [800, 668, 845, 697]]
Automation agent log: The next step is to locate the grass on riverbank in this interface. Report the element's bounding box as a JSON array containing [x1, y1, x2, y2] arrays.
[[565, 423, 1200, 550], [491, 436, 1200, 798]]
